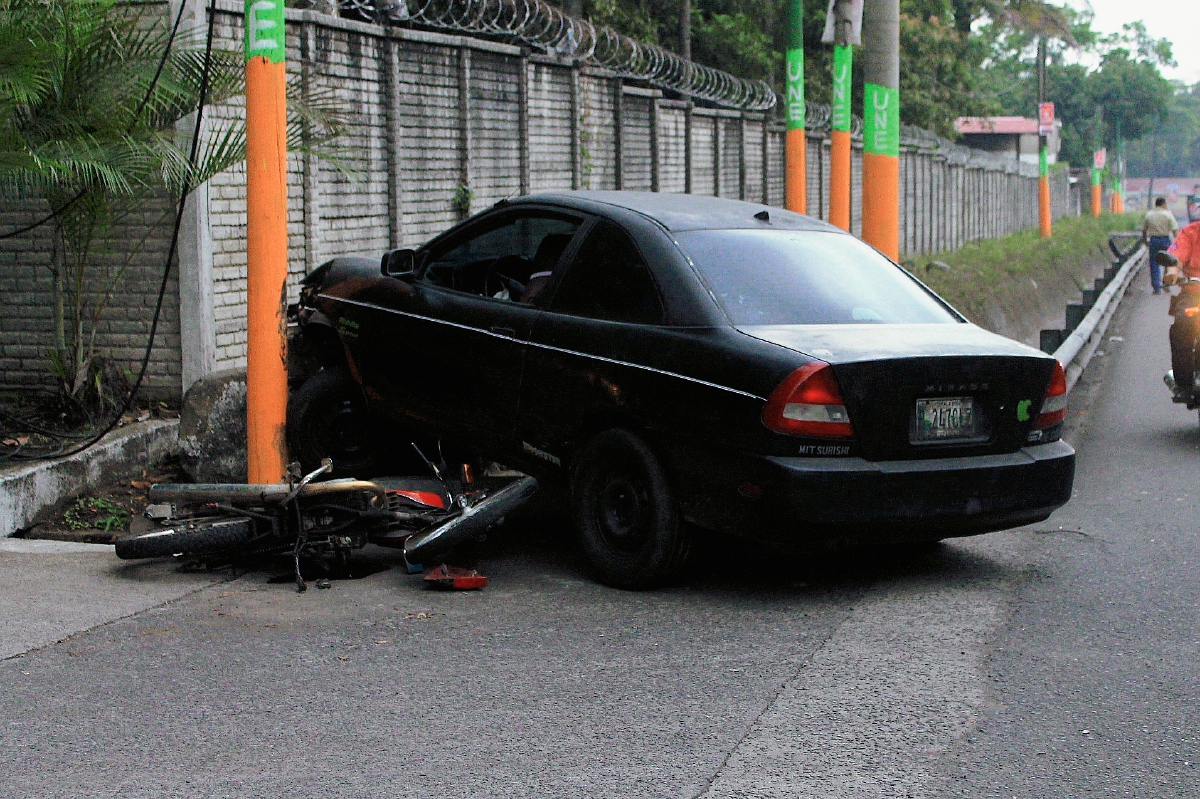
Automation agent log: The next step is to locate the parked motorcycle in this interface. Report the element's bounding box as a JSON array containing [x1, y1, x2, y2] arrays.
[[1156, 250, 1200, 422], [115, 450, 537, 591]]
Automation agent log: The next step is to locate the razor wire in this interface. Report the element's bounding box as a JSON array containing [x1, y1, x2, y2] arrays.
[[335, 0, 777, 111]]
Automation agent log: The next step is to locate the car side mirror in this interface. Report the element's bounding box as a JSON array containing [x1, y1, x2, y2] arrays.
[[381, 249, 416, 278], [1154, 250, 1180, 268]]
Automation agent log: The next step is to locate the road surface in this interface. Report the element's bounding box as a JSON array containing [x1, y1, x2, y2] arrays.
[[1, 277, 1195, 798]]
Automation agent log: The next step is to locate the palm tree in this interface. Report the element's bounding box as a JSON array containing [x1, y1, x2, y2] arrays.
[[0, 0, 344, 408]]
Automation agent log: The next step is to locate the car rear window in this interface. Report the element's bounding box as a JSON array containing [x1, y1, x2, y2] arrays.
[[675, 229, 959, 326]]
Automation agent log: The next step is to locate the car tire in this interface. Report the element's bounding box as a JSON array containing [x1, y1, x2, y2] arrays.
[[571, 429, 690, 589], [287, 368, 380, 478]]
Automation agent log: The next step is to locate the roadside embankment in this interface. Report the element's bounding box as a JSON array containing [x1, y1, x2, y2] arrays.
[[914, 214, 1141, 347]]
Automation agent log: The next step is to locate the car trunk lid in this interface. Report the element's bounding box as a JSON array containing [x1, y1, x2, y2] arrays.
[[741, 324, 1057, 460]]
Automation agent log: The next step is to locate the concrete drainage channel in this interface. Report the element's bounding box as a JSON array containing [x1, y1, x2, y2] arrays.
[[1040, 233, 1147, 392], [0, 419, 179, 537]]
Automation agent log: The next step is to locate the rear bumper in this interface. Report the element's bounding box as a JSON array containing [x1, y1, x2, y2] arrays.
[[673, 440, 1075, 546]]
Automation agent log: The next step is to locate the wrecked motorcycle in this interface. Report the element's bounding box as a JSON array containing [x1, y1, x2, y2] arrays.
[[115, 452, 537, 591]]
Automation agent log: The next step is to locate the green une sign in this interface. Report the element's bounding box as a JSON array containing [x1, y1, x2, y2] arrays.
[[863, 83, 898, 157], [246, 0, 285, 63]]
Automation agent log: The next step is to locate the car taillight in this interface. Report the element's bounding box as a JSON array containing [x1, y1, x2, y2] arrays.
[[762, 362, 854, 438], [1034, 360, 1068, 429]]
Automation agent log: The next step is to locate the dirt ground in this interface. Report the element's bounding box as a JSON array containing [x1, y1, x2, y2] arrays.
[[19, 455, 186, 545]]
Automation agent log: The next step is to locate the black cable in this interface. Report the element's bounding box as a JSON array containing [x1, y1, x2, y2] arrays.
[[0, 0, 190, 241], [49, 0, 218, 459]]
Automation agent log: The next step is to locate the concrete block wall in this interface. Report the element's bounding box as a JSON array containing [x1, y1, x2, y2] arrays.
[[0, 1, 1080, 400], [0, 196, 181, 398]]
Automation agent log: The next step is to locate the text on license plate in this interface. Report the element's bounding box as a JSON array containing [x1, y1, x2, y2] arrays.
[[913, 397, 977, 442]]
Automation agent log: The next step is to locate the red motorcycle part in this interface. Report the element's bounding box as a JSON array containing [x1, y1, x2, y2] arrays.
[[387, 489, 446, 509], [423, 564, 488, 590]]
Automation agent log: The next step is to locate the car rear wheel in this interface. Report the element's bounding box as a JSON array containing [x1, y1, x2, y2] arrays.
[[571, 429, 689, 589], [287, 369, 380, 478]]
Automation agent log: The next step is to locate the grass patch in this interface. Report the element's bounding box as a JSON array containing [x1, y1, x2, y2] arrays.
[[906, 214, 1142, 344]]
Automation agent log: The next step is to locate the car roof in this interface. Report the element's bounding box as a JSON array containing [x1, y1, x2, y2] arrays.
[[512, 191, 842, 234]]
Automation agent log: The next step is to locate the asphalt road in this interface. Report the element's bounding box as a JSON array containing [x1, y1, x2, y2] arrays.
[[2, 277, 1196, 798]]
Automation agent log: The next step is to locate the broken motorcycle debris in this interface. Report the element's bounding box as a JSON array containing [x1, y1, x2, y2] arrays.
[[114, 448, 536, 591]]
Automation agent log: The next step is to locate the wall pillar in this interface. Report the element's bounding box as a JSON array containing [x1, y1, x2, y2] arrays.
[[301, 20, 322, 269], [613, 79, 624, 190], [570, 64, 581, 190], [459, 46, 473, 211], [650, 96, 660, 192], [713, 116, 722, 197], [738, 115, 748, 201], [761, 120, 771, 204], [684, 102, 694, 194], [174, 0, 215, 394], [518, 54, 530, 194], [384, 35, 404, 248]]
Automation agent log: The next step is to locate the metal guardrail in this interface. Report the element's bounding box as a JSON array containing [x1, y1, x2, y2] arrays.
[[1050, 237, 1147, 393]]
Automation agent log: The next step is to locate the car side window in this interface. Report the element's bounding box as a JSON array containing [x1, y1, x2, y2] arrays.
[[421, 213, 581, 302], [547, 221, 664, 325]]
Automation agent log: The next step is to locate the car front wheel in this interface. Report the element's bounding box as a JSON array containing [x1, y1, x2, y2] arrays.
[[287, 368, 380, 478], [570, 428, 690, 589]]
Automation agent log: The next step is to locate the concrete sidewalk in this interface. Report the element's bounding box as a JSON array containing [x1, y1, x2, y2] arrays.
[[0, 538, 229, 660]]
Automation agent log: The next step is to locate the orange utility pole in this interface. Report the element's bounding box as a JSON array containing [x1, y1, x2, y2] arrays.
[[861, 0, 899, 260], [785, 0, 806, 214], [1036, 39, 1052, 238], [245, 0, 289, 483], [1038, 146, 1052, 237], [1111, 147, 1125, 213], [1091, 148, 1105, 217], [824, 0, 860, 231]]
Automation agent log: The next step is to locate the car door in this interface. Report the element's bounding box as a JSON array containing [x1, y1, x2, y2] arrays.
[[516, 220, 669, 467], [357, 209, 585, 452]]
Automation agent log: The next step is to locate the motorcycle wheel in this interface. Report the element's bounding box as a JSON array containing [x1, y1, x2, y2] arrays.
[[287, 368, 380, 477], [115, 517, 256, 560], [402, 476, 539, 564]]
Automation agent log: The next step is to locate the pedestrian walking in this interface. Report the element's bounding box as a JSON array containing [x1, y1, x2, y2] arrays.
[[1143, 197, 1179, 294]]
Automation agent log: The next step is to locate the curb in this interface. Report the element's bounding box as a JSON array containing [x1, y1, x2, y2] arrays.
[[0, 418, 179, 537]]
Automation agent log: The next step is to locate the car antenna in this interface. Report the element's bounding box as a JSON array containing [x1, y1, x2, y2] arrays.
[[754, 210, 770, 222]]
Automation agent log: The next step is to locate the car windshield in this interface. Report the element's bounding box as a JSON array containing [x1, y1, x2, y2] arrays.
[[676, 229, 959, 326]]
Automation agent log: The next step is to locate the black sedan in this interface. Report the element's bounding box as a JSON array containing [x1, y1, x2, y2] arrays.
[[289, 191, 1074, 588]]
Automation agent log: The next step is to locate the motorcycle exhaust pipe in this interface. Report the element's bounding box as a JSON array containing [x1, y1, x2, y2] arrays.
[[1165, 369, 1178, 395]]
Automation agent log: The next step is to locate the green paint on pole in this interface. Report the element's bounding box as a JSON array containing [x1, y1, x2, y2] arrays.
[[862, 83, 898, 157], [832, 45, 853, 133], [1091, 168, 1102, 187], [1113, 174, 1122, 195], [786, 0, 804, 131], [245, 0, 286, 63], [1039, 146, 1048, 178]]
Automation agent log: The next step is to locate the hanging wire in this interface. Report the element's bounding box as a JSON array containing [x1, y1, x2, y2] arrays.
[[337, 0, 777, 111]]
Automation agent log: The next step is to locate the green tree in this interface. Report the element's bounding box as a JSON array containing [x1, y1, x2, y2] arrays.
[[980, 18, 1173, 166], [1124, 83, 1200, 179]]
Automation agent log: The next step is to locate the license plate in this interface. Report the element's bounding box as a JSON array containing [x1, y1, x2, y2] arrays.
[[912, 397, 978, 443]]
